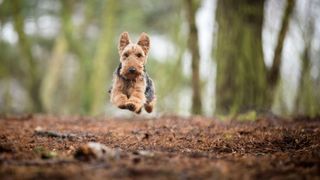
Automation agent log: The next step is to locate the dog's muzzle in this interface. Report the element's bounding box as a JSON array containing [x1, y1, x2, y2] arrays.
[[128, 67, 136, 74]]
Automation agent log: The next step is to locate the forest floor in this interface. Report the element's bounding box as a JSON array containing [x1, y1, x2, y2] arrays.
[[0, 115, 319, 180]]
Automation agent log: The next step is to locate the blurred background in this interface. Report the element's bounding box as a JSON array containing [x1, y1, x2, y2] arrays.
[[0, 0, 319, 117]]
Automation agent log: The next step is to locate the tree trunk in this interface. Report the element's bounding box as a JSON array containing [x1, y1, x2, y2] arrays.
[[40, 35, 68, 113], [294, 5, 318, 117], [294, 45, 317, 116], [59, 0, 94, 114], [268, 0, 295, 89], [215, 0, 295, 115], [185, 0, 202, 115], [215, 0, 267, 114], [11, 0, 42, 112], [89, 0, 117, 115]]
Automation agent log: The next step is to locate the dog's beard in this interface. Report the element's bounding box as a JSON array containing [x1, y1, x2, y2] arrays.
[[125, 73, 139, 80], [121, 70, 141, 80]]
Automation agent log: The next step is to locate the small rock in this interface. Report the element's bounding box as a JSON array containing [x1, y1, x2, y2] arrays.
[[41, 151, 58, 159], [131, 150, 154, 164], [133, 150, 154, 157], [67, 145, 75, 155], [74, 142, 119, 161], [35, 126, 43, 132]]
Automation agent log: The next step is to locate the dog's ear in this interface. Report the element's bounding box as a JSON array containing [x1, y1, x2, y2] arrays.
[[118, 32, 131, 54], [137, 32, 150, 55]]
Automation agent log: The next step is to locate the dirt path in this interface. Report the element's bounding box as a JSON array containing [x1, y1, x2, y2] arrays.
[[0, 115, 319, 179]]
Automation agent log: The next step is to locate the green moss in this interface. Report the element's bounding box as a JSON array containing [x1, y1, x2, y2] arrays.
[[236, 111, 257, 121]]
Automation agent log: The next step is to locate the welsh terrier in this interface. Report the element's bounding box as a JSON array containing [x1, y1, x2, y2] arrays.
[[109, 32, 156, 114]]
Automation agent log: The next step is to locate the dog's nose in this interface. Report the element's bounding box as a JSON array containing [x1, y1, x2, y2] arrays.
[[128, 67, 136, 73]]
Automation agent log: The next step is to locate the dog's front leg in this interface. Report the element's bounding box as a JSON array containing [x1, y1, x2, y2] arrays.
[[111, 92, 128, 109], [126, 80, 145, 113], [110, 77, 128, 109]]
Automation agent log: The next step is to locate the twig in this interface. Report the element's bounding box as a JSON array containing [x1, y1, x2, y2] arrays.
[[34, 129, 78, 140], [2, 159, 76, 166]]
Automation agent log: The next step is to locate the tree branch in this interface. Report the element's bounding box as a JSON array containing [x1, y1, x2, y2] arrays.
[[268, 0, 295, 88]]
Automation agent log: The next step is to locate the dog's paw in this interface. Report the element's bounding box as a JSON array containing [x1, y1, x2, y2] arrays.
[[144, 104, 153, 113], [126, 103, 136, 112], [118, 104, 127, 109], [126, 100, 143, 113], [136, 107, 142, 114]]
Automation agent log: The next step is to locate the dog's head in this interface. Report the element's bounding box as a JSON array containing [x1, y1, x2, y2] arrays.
[[118, 32, 150, 80]]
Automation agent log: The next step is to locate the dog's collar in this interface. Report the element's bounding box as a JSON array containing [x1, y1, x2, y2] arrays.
[[116, 63, 146, 81]]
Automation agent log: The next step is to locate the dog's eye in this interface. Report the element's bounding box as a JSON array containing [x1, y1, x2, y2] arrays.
[[123, 53, 129, 58], [136, 53, 142, 58]]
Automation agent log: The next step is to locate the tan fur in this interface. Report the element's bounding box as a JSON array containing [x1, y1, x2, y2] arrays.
[[110, 32, 155, 114]]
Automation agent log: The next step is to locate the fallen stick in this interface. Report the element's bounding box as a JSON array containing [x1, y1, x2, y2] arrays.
[[34, 127, 78, 140], [2, 159, 76, 166]]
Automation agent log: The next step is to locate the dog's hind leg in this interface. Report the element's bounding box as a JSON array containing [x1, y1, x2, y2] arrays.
[[144, 98, 156, 113], [144, 74, 156, 113]]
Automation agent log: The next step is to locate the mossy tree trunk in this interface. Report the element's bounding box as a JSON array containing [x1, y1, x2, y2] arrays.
[[295, 44, 318, 116], [41, 0, 99, 114], [89, 0, 117, 115], [185, 0, 202, 115], [215, 0, 295, 115], [11, 0, 43, 112], [215, 0, 267, 114], [294, 6, 319, 117], [41, 35, 68, 113], [41, 0, 79, 113], [268, 0, 295, 91]]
